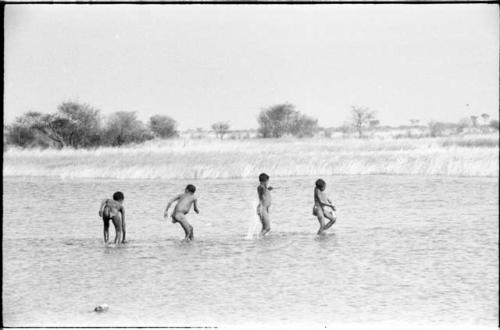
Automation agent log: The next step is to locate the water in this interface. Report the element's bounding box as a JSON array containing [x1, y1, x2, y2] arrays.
[[2, 175, 498, 326]]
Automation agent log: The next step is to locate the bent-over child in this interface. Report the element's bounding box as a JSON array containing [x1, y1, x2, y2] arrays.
[[98, 191, 126, 244], [257, 173, 274, 236], [313, 179, 336, 235], [164, 184, 199, 241]]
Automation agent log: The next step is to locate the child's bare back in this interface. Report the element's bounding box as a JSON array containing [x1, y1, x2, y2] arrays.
[[102, 199, 122, 217], [98, 191, 126, 244]]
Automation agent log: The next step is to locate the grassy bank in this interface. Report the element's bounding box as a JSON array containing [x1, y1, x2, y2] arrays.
[[3, 134, 498, 179]]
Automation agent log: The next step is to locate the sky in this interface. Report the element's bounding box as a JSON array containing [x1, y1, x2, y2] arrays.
[[4, 4, 499, 130]]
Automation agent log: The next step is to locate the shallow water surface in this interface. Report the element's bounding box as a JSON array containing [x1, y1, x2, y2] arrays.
[[2, 175, 498, 326]]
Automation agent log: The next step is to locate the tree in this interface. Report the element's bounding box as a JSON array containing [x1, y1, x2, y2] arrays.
[[56, 101, 101, 148], [257, 103, 297, 138], [5, 111, 68, 148], [369, 120, 380, 128], [456, 117, 472, 133], [5, 112, 41, 147], [102, 111, 152, 146], [489, 119, 499, 131], [470, 115, 478, 127], [340, 124, 352, 135], [350, 106, 375, 138], [289, 114, 318, 138], [410, 119, 420, 126], [5, 122, 36, 147], [428, 121, 446, 137], [481, 113, 490, 125], [211, 121, 230, 140], [257, 103, 318, 138], [7, 102, 103, 149], [149, 115, 178, 138]]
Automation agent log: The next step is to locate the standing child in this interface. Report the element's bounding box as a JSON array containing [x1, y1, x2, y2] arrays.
[[164, 184, 199, 241], [98, 191, 126, 244], [257, 173, 274, 237], [313, 179, 336, 235]]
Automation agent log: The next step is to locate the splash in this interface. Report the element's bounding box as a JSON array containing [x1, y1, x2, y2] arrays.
[[245, 201, 261, 240]]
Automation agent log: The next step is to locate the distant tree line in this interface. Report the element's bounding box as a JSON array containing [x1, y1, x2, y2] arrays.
[[5, 100, 498, 149], [5, 101, 178, 149], [426, 113, 498, 137], [5, 101, 324, 149]]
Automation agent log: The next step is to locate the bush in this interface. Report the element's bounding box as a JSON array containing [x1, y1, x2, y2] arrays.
[[102, 111, 153, 146], [323, 128, 333, 138], [5, 111, 67, 148], [5, 103, 102, 149], [428, 121, 446, 137], [257, 103, 296, 138], [289, 114, 318, 138], [257, 103, 318, 138], [5, 102, 181, 149], [442, 138, 498, 148], [56, 102, 101, 147], [5, 123, 36, 147], [149, 115, 178, 138], [489, 119, 499, 131], [456, 117, 472, 134]]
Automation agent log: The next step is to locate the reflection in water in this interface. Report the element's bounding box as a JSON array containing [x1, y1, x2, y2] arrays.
[[2, 175, 498, 326]]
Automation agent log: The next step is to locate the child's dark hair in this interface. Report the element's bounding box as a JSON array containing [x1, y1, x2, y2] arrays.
[[113, 191, 124, 201], [185, 184, 196, 193], [315, 179, 326, 190], [259, 173, 269, 182]]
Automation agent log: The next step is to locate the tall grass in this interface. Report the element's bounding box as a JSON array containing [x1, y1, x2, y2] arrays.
[[3, 134, 498, 179]]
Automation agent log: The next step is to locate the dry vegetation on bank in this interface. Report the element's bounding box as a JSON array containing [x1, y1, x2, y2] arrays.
[[4, 133, 498, 179]]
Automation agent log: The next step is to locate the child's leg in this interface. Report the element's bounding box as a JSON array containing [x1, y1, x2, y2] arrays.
[[188, 224, 194, 240], [316, 208, 326, 235], [259, 208, 271, 236], [103, 218, 110, 243], [174, 213, 192, 241], [102, 206, 111, 243], [323, 210, 337, 230], [111, 214, 123, 244], [121, 216, 126, 243]]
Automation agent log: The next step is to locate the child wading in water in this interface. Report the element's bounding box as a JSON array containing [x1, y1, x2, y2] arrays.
[[257, 173, 274, 236], [164, 184, 199, 241], [313, 179, 336, 235], [98, 191, 126, 244]]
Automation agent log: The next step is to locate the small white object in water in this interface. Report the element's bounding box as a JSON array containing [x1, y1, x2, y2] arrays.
[[94, 304, 109, 312], [245, 200, 261, 240]]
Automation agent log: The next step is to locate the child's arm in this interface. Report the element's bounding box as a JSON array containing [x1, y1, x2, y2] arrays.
[[120, 205, 126, 242], [193, 198, 199, 214], [164, 195, 181, 218], [315, 189, 335, 210], [326, 198, 336, 211], [98, 199, 109, 217]]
